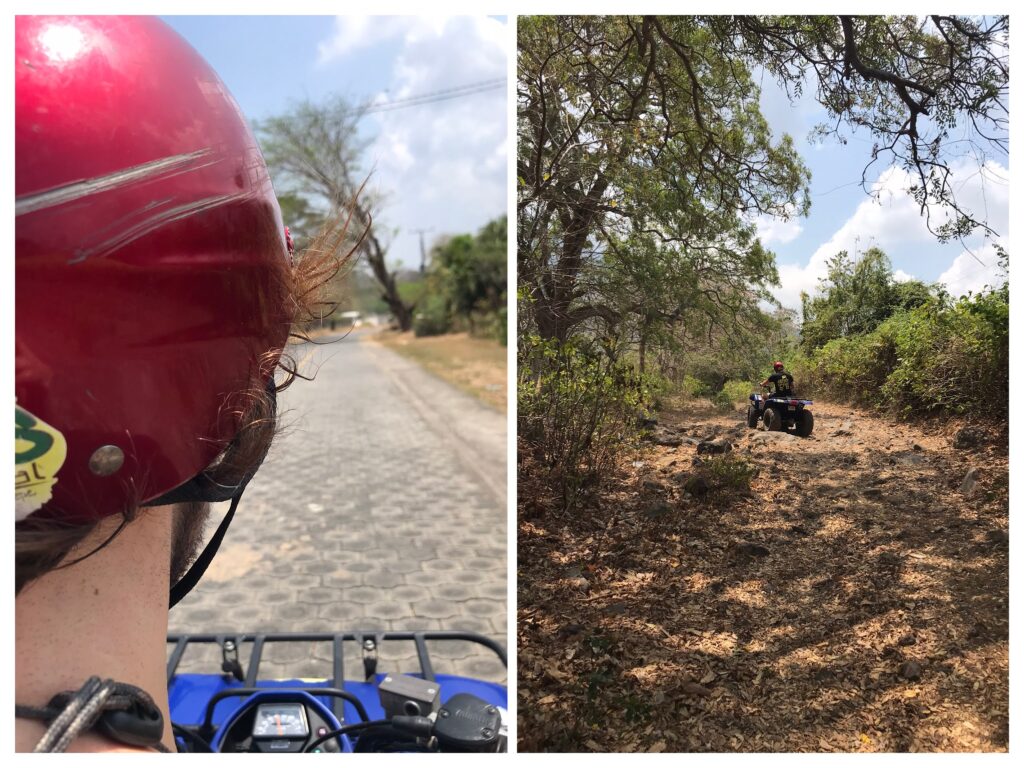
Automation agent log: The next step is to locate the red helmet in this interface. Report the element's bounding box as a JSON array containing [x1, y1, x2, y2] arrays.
[[16, 17, 291, 523], [773, 361, 784, 370]]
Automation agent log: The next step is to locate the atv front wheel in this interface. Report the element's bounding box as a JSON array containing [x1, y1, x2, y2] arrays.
[[746, 405, 759, 428], [795, 409, 814, 437], [764, 407, 783, 432]]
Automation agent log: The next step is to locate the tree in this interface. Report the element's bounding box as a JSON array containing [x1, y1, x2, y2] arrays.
[[518, 15, 1008, 347], [800, 246, 933, 350], [518, 16, 810, 345], [258, 98, 416, 331], [434, 216, 508, 318]]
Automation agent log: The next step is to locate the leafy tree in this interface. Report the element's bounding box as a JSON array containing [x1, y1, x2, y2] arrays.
[[518, 15, 810, 344], [892, 279, 933, 312], [258, 98, 416, 331], [801, 247, 933, 350], [471, 216, 509, 316], [433, 216, 508, 318], [718, 15, 1008, 240], [795, 283, 1008, 418]]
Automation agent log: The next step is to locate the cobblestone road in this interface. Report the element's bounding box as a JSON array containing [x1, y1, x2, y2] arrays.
[[168, 333, 507, 683]]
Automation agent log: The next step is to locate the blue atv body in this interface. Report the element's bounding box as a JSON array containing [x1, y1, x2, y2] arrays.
[[747, 392, 815, 436], [167, 631, 507, 753]]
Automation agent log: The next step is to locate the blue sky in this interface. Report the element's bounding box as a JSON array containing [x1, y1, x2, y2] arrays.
[[164, 16, 507, 271], [754, 70, 1008, 310]]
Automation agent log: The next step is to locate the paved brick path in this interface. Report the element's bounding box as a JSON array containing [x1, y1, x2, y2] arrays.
[[168, 333, 507, 684]]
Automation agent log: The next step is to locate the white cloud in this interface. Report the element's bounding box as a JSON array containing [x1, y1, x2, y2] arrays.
[[316, 16, 507, 268], [774, 159, 1008, 311], [938, 243, 1006, 297], [755, 214, 803, 246], [316, 17, 437, 65], [892, 269, 915, 283]]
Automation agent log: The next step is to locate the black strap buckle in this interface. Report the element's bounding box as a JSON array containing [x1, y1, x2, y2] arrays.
[[97, 702, 165, 748]]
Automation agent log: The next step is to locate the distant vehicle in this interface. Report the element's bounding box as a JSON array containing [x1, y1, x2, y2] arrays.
[[338, 311, 362, 327], [747, 389, 814, 436]]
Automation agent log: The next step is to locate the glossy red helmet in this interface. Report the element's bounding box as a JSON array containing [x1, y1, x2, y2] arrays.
[[773, 361, 784, 370], [16, 16, 291, 524]]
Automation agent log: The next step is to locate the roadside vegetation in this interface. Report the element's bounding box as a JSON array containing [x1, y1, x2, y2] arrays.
[[258, 98, 506, 340], [407, 216, 507, 344], [791, 248, 1008, 419]]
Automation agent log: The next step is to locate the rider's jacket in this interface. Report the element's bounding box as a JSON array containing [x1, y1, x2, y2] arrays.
[[767, 371, 794, 395]]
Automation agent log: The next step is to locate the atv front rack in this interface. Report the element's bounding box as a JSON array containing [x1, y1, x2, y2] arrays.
[[166, 631, 507, 726]]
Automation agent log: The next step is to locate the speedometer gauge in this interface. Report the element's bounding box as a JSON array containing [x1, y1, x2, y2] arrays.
[[252, 703, 309, 738]]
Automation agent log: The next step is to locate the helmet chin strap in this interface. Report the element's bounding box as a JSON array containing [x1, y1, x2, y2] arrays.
[[168, 490, 244, 609], [145, 378, 276, 608]]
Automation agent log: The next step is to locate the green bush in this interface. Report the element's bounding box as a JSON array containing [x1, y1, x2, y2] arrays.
[[710, 390, 734, 411], [519, 336, 654, 510], [412, 293, 450, 337], [795, 285, 1007, 418], [680, 374, 709, 399], [495, 306, 508, 346], [882, 286, 1008, 415], [468, 306, 507, 345], [702, 454, 757, 492], [721, 379, 753, 405]]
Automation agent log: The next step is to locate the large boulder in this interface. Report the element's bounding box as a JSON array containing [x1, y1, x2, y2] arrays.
[[680, 475, 710, 496], [952, 427, 986, 449], [959, 467, 981, 495], [696, 438, 732, 455]]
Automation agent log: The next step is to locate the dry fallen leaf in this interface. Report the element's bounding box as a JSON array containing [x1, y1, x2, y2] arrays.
[[546, 665, 568, 682], [649, 740, 667, 753], [681, 681, 712, 697]]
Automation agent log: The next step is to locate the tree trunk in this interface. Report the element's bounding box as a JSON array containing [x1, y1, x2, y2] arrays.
[[361, 224, 415, 332]]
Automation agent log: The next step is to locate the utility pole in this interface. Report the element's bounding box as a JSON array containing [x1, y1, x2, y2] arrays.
[[411, 228, 433, 274]]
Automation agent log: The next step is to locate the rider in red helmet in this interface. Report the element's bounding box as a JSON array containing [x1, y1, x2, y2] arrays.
[[760, 361, 794, 397], [15, 16, 348, 752]]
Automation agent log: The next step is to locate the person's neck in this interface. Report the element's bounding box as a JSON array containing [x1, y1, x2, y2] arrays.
[[16, 507, 176, 752]]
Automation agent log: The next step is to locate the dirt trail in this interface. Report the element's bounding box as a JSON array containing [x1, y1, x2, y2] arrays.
[[518, 400, 1008, 753]]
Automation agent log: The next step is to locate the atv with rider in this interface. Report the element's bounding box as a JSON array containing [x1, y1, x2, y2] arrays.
[[747, 390, 815, 436], [747, 362, 814, 436]]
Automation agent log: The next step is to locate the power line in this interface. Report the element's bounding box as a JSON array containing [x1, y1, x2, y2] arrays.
[[349, 78, 505, 117]]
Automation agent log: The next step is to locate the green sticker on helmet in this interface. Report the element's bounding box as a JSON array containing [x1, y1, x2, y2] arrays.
[[15, 403, 67, 521]]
